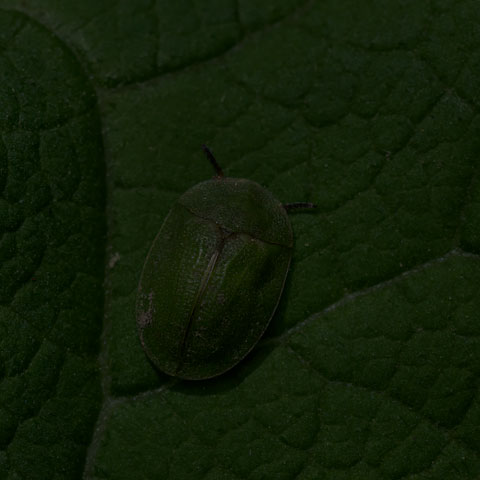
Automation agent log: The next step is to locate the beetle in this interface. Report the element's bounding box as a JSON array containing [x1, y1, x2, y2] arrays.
[[136, 146, 315, 380]]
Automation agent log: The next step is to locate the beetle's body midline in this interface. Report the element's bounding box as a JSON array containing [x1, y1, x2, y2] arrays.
[[176, 243, 221, 374]]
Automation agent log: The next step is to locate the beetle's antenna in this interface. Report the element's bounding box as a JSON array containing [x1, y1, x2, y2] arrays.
[[283, 202, 317, 211], [202, 145, 224, 177]]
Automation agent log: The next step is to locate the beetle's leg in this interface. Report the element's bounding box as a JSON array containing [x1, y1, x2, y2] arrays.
[[202, 145, 224, 178], [283, 202, 317, 211]]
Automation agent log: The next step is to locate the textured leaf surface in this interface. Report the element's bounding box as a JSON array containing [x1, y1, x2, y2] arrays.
[[0, 9, 104, 479], [0, 1, 480, 479]]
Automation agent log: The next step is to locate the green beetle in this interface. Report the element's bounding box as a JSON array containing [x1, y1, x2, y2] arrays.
[[136, 146, 315, 380]]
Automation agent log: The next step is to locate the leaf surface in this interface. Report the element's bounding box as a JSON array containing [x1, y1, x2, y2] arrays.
[[0, 1, 480, 479]]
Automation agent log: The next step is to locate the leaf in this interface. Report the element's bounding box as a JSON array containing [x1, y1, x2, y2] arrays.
[[1, 1, 480, 479], [0, 9, 104, 479]]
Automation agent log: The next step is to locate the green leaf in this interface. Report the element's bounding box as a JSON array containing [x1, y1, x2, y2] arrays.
[[1, 1, 480, 479], [0, 8, 104, 479]]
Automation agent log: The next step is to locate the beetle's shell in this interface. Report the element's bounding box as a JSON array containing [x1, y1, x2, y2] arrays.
[[136, 177, 293, 380]]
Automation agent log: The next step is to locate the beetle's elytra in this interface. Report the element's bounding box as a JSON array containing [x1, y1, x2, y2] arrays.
[[136, 146, 315, 380]]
